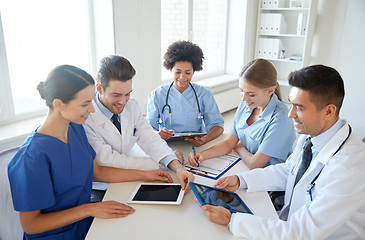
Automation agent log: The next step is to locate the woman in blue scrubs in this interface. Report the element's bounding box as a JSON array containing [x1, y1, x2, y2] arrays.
[[147, 40, 224, 147], [8, 65, 172, 239], [188, 59, 296, 169]]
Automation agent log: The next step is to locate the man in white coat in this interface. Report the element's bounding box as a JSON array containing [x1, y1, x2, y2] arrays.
[[192, 65, 365, 239], [84, 55, 194, 191]]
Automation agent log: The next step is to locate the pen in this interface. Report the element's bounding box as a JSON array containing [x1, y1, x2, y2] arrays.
[[190, 169, 207, 176], [307, 183, 314, 201], [133, 127, 137, 136], [308, 189, 313, 201], [188, 166, 209, 175], [192, 145, 199, 167]]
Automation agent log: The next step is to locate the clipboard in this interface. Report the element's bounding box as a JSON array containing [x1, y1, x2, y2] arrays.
[[166, 133, 207, 142], [184, 154, 241, 180]]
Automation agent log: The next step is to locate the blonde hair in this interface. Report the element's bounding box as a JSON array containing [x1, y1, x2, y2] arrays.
[[239, 59, 282, 102]]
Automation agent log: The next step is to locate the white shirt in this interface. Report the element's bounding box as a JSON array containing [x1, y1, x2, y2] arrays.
[[231, 120, 365, 239], [84, 94, 177, 170]]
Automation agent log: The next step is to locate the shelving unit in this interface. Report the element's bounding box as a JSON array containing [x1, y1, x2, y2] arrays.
[[255, 0, 318, 91]]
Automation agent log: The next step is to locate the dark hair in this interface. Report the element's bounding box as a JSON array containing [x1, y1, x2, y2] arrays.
[[37, 65, 95, 108], [239, 59, 282, 101], [97, 55, 136, 90], [163, 40, 204, 71], [288, 64, 344, 115]]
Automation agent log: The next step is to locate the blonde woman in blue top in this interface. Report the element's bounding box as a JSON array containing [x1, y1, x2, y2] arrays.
[[188, 59, 296, 169]]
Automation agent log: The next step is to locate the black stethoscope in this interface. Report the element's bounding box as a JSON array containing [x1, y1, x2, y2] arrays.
[[161, 82, 203, 129]]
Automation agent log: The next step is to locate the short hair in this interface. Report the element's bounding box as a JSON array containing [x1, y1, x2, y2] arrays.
[[288, 65, 345, 115], [97, 55, 136, 90], [163, 40, 204, 71], [37, 65, 94, 108], [239, 58, 282, 102]]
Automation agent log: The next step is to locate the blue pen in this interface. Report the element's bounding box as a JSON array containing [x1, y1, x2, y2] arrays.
[[308, 189, 313, 201], [307, 183, 314, 201], [192, 145, 199, 167]]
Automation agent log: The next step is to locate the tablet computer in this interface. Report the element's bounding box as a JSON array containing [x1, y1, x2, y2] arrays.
[[189, 182, 253, 214], [127, 183, 185, 205]]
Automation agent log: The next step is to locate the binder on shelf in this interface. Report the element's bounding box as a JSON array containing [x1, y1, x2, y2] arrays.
[[256, 38, 284, 60], [256, 38, 265, 58], [296, 13, 308, 35], [258, 13, 267, 34], [272, 39, 284, 59], [271, 13, 287, 34], [271, 0, 285, 8], [261, 0, 269, 8], [260, 13, 287, 35], [263, 38, 272, 58]]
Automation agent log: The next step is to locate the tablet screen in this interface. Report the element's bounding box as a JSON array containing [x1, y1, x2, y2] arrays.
[[190, 182, 252, 214], [127, 183, 184, 205]]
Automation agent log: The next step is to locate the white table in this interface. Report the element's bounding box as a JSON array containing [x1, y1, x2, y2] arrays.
[[86, 135, 278, 240]]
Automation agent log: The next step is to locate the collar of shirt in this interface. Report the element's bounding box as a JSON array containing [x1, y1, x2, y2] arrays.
[[94, 92, 115, 120], [242, 93, 279, 122], [310, 118, 344, 157], [260, 93, 280, 122]]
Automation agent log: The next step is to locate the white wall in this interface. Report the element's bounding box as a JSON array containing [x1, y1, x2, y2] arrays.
[[110, 0, 365, 138], [311, 0, 365, 139], [113, 0, 161, 114]]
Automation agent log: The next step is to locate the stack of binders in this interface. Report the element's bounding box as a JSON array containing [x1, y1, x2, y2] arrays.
[[256, 38, 284, 59], [261, 0, 285, 8], [259, 13, 287, 35]]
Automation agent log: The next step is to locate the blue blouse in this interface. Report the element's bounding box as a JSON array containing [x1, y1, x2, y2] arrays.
[[230, 94, 295, 166], [147, 83, 224, 133], [8, 122, 96, 240]]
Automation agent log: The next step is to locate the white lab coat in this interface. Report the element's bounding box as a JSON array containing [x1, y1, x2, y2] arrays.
[[84, 98, 175, 170], [231, 121, 365, 239]]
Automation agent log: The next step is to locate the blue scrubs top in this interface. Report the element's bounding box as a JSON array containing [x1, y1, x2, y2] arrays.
[[230, 93, 295, 166], [147, 83, 224, 133], [8, 122, 96, 240]]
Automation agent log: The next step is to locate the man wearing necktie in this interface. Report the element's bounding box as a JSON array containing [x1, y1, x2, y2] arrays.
[[194, 65, 365, 239], [84, 55, 194, 191]]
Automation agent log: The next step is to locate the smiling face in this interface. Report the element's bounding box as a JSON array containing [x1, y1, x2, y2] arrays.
[[288, 87, 334, 137], [171, 61, 194, 93], [58, 85, 95, 124], [97, 79, 132, 114], [238, 78, 275, 111]]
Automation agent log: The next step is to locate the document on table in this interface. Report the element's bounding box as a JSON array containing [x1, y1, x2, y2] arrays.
[[184, 155, 241, 180]]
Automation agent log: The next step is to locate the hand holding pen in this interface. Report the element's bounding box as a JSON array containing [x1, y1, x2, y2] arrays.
[[157, 122, 174, 140], [188, 146, 203, 167]]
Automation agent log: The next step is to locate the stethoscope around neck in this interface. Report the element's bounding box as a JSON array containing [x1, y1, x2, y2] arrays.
[[161, 82, 203, 129]]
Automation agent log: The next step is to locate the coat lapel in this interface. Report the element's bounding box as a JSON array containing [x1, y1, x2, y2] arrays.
[[281, 122, 350, 220], [90, 101, 120, 134]]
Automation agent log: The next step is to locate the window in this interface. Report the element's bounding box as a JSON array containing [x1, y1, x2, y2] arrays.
[[0, 0, 92, 124], [161, 0, 228, 81]]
